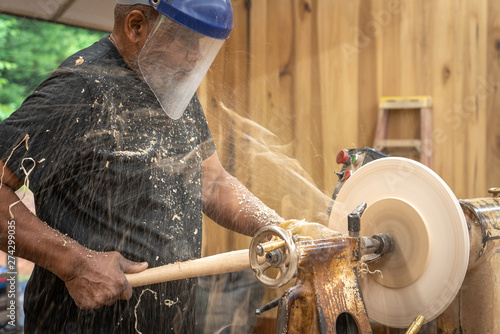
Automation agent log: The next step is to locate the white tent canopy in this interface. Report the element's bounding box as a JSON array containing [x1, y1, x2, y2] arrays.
[[0, 0, 115, 32]]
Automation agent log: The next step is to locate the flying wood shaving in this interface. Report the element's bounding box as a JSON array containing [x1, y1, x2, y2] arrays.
[[0, 135, 34, 219], [1, 134, 30, 191], [9, 157, 36, 219], [164, 297, 179, 307], [134, 289, 158, 334], [358, 262, 383, 279]]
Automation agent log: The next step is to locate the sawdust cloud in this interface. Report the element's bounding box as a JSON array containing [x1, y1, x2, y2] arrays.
[[210, 103, 333, 226], [198, 103, 336, 333]]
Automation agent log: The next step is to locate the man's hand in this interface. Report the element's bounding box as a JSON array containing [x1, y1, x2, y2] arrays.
[[279, 219, 341, 239], [64, 251, 148, 310]]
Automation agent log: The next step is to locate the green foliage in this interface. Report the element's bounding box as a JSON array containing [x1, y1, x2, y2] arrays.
[[0, 14, 108, 121]]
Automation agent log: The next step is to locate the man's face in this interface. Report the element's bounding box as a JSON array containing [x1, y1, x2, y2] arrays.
[[137, 15, 224, 119], [143, 21, 204, 81]]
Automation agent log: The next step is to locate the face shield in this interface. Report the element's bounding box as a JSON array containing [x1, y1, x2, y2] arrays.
[[138, 16, 224, 120]]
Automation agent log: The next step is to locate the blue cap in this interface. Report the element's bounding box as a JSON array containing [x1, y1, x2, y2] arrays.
[[155, 0, 233, 40], [116, 0, 233, 40]]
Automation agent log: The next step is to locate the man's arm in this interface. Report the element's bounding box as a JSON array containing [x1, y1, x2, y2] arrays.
[[202, 151, 342, 240], [202, 151, 284, 236], [0, 159, 147, 309]]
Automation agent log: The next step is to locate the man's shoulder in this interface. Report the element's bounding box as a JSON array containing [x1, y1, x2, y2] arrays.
[[13, 39, 122, 117], [56, 37, 129, 80]]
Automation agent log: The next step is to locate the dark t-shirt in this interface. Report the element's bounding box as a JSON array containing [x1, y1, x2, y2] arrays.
[[0, 37, 215, 333]]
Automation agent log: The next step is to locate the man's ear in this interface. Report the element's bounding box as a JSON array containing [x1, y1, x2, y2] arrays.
[[124, 10, 149, 44]]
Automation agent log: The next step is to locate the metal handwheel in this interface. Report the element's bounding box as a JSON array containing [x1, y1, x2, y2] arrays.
[[249, 226, 298, 287]]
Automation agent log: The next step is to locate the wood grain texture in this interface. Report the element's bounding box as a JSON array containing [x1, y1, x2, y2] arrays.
[[198, 0, 500, 263], [487, 0, 500, 191]]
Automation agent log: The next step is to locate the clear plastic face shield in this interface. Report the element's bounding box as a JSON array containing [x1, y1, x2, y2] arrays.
[[138, 16, 224, 120]]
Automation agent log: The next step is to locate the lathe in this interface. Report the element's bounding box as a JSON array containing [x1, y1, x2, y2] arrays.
[[126, 147, 500, 333], [247, 147, 500, 333]]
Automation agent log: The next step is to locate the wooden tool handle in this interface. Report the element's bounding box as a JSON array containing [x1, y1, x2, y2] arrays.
[[126, 249, 251, 288]]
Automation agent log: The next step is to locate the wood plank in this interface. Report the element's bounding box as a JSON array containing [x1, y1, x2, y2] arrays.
[[486, 0, 500, 191], [430, 0, 457, 193], [466, 0, 488, 197], [317, 0, 360, 194], [357, 1, 379, 147]]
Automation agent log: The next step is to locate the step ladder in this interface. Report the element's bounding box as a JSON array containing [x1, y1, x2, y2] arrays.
[[373, 96, 433, 168]]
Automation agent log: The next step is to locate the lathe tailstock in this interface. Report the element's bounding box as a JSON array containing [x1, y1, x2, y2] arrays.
[[438, 196, 500, 333]]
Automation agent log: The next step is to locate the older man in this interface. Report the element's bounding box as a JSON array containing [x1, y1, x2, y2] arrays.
[[0, 0, 339, 332], [0, 1, 287, 332]]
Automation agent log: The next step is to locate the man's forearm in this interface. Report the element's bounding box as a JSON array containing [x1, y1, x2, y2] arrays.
[[203, 170, 284, 236], [0, 182, 148, 310], [0, 184, 88, 281]]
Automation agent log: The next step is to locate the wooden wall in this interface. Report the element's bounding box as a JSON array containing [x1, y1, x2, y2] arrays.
[[198, 0, 500, 257]]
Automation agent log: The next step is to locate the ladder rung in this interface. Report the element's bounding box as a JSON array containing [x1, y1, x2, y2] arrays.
[[379, 96, 432, 109], [374, 139, 421, 150]]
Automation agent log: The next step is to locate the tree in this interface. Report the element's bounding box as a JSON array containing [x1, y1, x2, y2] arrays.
[[0, 14, 107, 121]]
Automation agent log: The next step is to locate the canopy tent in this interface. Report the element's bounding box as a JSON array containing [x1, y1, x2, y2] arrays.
[[0, 0, 115, 32]]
